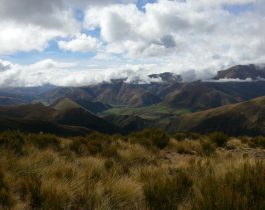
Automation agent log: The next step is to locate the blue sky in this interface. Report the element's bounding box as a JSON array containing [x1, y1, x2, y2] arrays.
[[0, 0, 263, 87]]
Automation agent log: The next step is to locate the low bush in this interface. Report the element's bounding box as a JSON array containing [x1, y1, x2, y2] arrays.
[[209, 132, 229, 147], [129, 129, 169, 149], [200, 139, 216, 156]]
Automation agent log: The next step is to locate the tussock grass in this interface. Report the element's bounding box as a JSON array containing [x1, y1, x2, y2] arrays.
[[0, 131, 264, 209]]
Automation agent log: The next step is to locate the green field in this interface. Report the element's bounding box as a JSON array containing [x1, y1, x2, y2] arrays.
[[101, 104, 190, 120]]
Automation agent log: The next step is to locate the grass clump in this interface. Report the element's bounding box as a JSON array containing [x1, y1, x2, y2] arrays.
[[191, 161, 265, 210], [0, 131, 264, 210], [144, 171, 192, 210], [0, 167, 14, 209]]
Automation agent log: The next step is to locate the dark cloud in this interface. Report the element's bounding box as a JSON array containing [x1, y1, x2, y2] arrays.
[[161, 35, 176, 48], [0, 62, 11, 72]]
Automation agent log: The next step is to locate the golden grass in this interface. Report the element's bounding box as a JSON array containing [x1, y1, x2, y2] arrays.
[[0, 131, 264, 210]]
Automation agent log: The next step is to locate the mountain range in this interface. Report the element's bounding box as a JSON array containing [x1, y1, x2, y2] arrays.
[[0, 64, 264, 135]]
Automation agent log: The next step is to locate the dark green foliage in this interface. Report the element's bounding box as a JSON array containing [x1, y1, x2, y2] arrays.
[[144, 172, 192, 210], [174, 132, 188, 141], [129, 129, 169, 149], [0, 167, 14, 208], [209, 132, 228, 147], [174, 132, 202, 141], [192, 161, 265, 210], [0, 131, 25, 155], [201, 140, 216, 156]]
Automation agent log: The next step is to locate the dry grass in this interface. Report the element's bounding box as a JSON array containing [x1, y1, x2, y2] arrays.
[[0, 131, 264, 210]]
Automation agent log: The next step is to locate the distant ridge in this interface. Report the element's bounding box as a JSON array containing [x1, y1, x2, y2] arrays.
[[166, 96, 265, 135], [214, 64, 265, 80]]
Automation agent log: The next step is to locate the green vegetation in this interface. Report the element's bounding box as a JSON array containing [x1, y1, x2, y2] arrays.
[[101, 104, 190, 119], [0, 130, 264, 209]]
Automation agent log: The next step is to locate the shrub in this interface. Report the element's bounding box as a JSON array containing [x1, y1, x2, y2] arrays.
[[209, 132, 229, 147], [129, 129, 169, 149], [144, 172, 192, 210], [174, 133, 188, 141], [200, 139, 216, 156]]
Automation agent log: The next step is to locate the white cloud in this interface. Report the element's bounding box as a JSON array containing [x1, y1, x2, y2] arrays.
[[0, 0, 265, 86], [203, 78, 254, 82], [83, 0, 265, 66], [59, 34, 101, 52], [0, 0, 80, 54]]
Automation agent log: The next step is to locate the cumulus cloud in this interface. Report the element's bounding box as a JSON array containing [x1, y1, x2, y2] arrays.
[[83, 0, 265, 63], [59, 34, 101, 52], [0, 0, 80, 54], [203, 78, 254, 83], [0, 0, 265, 86], [0, 59, 167, 87], [0, 60, 12, 72]]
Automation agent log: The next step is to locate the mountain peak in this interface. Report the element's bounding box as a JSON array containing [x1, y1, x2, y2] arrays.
[[51, 98, 85, 113], [148, 72, 182, 83], [214, 64, 265, 80]]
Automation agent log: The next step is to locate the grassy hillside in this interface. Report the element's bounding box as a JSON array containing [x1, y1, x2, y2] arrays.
[[0, 99, 120, 135], [166, 96, 265, 135], [102, 104, 190, 120], [0, 130, 264, 210]]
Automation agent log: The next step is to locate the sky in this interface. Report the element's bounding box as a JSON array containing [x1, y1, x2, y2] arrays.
[[0, 0, 264, 87]]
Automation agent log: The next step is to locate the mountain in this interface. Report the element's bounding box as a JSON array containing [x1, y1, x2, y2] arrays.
[[148, 72, 182, 83], [0, 96, 26, 106], [0, 99, 120, 135], [88, 82, 162, 107], [166, 96, 265, 135], [214, 64, 265, 80], [41, 87, 94, 104], [104, 115, 151, 133], [1, 64, 265, 112], [52, 98, 120, 134], [165, 81, 265, 111]]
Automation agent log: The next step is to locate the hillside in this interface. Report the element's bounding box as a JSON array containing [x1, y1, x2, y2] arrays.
[[0, 99, 120, 134], [165, 81, 265, 111], [166, 96, 265, 135]]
